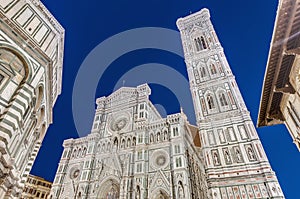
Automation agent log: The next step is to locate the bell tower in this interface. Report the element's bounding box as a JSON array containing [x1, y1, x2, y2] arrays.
[[177, 9, 285, 199]]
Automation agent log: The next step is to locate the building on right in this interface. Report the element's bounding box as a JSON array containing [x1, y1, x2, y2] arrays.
[[258, 0, 300, 150]]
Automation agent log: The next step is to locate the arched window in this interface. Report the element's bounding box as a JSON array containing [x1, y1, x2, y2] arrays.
[[150, 134, 154, 143], [200, 36, 207, 49], [72, 149, 77, 158], [127, 138, 131, 147], [121, 139, 125, 148], [83, 147, 87, 156], [194, 38, 200, 51], [178, 181, 185, 199], [194, 36, 208, 51], [136, 185, 141, 199], [207, 94, 215, 109], [114, 137, 118, 146], [107, 142, 111, 151], [210, 64, 217, 75], [200, 67, 206, 78], [163, 131, 168, 140], [219, 93, 228, 106], [132, 137, 136, 146], [78, 148, 81, 157], [197, 37, 203, 50], [157, 132, 161, 141]]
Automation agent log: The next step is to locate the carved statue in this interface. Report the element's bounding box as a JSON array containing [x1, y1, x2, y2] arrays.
[[213, 152, 219, 165]]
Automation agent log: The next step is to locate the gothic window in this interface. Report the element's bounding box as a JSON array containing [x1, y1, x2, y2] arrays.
[[178, 181, 185, 199], [127, 138, 131, 147], [219, 93, 228, 106], [173, 127, 179, 136], [133, 137, 136, 146], [139, 112, 144, 118], [113, 138, 118, 148], [200, 67, 206, 78], [72, 149, 77, 158], [210, 64, 217, 75], [194, 36, 208, 51], [163, 131, 168, 140], [207, 94, 215, 109], [217, 62, 223, 73], [175, 157, 182, 167], [140, 103, 144, 110], [201, 36, 207, 49], [121, 139, 125, 148], [138, 134, 143, 143], [150, 134, 154, 143], [136, 186, 141, 199], [197, 37, 203, 51], [194, 38, 200, 51], [137, 151, 143, 160], [136, 163, 142, 172], [174, 145, 181, 154], [83, 147, 87, 156]]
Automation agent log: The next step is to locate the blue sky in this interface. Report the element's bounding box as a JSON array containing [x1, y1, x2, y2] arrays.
[[33, 0, 300, 198]]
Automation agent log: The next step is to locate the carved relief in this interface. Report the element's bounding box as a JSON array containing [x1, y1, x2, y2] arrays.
[[211, 150, 221, 166], [245, 144, 257, 161], [232, 146, 244, 163], [222, 148, 232, 165]]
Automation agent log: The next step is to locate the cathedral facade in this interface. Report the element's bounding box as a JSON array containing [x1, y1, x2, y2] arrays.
[[0, 0, 64, 198], [50, 9, 284, 199]]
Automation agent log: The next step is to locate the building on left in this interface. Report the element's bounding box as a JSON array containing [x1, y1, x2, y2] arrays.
[[0, 0, 64, 198], [21, 174, 52, 199]]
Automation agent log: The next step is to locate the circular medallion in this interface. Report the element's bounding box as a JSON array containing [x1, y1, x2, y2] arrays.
[[109, 114, 129, 132], [150, 150, 169, 169], [69, 167, 80, 179], [156, 154, 167, 166]]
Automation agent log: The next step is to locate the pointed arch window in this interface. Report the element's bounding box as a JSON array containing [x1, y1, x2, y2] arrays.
[[194, 36, 207, 51], [200, 67, 206, 78], [207, 94, 215, 109], [201, 36, 207, 49], [219, 93, 228, 106], [210, 64, 217, 75]]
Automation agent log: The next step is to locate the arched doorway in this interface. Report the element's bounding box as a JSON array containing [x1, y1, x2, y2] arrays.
[[151, 189, 169, 199], [97, 178, 120, 199]]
